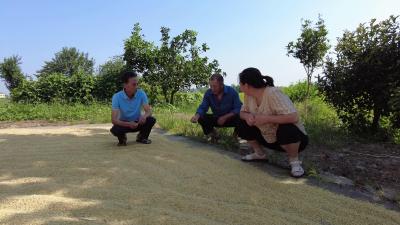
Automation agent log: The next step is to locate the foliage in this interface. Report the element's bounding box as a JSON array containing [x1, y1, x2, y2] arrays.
[[12, 72, 95, 104], [0, 100, 110, 123], [37, 47, 95, 77], [94, 56, 126, 101], [287, 15, 330, 116], [318, 15, 400, 132], [0, 55, 26, 91], [124, 23, 222, 104], [281, 81, 319, 103]]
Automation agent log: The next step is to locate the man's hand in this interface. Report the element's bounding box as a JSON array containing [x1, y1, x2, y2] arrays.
[[191, 114, 200, 123], [138, 115, 147, 125], [217, 115, 228, 126], [128, 121, 138, 129]]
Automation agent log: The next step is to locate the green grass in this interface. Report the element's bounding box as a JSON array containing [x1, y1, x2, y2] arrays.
[[154, 94, 348, 149], [0, 100, 110, 123], [296, 97, 349, 148], [0, 91, 349, 148], [153, 100, 239, 150], [1, 89, 396, 146]]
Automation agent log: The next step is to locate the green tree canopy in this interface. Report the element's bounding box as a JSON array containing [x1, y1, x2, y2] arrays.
[[94, 56, 126, 101], [318, 15, 400, 132], [0, 55, 26, 91], [37, 47, 95, 77], [124, 23, 222, 104]]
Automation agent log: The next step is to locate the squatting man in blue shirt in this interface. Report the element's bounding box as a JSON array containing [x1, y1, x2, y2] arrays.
[[190, 74, 243, 142], [110, 71, 156, 146]]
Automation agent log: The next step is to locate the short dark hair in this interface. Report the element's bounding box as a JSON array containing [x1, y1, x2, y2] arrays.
[[121, 71, 138, 83], [209, 73, 224, 83]]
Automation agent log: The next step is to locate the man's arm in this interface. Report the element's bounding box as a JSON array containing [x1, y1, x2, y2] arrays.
[[138, 90, 152, 124], [143, 104, 152, 117], [112, 109, 138, 128], [231, 89, 242, 115], [191, 92, 210, 123], [196, 92, 210, 116], [138, 104, 152, 124], [217, 89, 242, 125], [111, 95, 136, 128]]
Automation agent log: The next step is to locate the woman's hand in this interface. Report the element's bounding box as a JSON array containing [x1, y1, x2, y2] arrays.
[[245, 113, 255, 126], [254, 115, 268, 126]]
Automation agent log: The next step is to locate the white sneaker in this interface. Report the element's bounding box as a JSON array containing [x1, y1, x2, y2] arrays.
[[289, 160, 304, 177]]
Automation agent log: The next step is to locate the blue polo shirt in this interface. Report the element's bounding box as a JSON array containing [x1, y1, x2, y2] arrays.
[[196, 85, 242, 117], [112, 89, 149, 122]]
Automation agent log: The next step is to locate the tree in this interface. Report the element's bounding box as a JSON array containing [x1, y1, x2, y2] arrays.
[[37, 47, 95, 77], [318, 15, 400, 132], [0, 55, 25, 91], [123, 23, 157, 75], [153, 27, 222, 104], [123, 23, 162, 103], [124, 23, 223, 104], [94, 56, 126, 101], [287, 15, 330, 116], [389, 86, 400, 128]]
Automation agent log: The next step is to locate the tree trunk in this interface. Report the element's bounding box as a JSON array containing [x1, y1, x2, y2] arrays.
[[372, 107, 381, 132], [162, 89, 169, 104], [305, 74, 311, 121], [170, 90, 178, 105], [303, 66, 313, 123]]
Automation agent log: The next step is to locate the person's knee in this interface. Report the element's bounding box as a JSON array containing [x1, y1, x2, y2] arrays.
[[110, 126, 122, 136], [237, 119, 254, 139], [277, 124, 301, 145], [198, 115, 207, 125], [146, 116, 156, 125], [238, 119, 249, 131], [298, 135, 309, 152]]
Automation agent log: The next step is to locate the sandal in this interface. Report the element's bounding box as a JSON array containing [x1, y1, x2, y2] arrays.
[[241, 153, 268, 162]]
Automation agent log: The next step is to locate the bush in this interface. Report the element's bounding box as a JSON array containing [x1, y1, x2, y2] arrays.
[[281, 81, 319, 103], [35, 73, 70, 103], [174, 92, 203, 106], [68, 72, 95, 103], [11, 72, 95, 104], [11, 79, 40, 103], [93, 57, 125, 101]]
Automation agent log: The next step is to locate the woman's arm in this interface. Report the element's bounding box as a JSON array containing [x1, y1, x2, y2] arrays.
[[240, 111, 252, 120], [254, 112, 299, 126]]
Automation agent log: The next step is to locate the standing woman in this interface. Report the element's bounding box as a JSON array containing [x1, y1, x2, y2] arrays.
[[238, 67, 308, 177]]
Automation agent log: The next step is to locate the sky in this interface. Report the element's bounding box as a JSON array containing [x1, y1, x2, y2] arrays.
[[1, 0, 399, 94]]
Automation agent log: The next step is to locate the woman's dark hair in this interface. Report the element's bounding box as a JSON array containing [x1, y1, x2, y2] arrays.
[[121, 71, 138, 83], [239, 67, 274, 88]]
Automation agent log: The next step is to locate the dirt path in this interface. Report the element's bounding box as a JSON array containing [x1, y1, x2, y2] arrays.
[[0, 124, 399, 225]]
